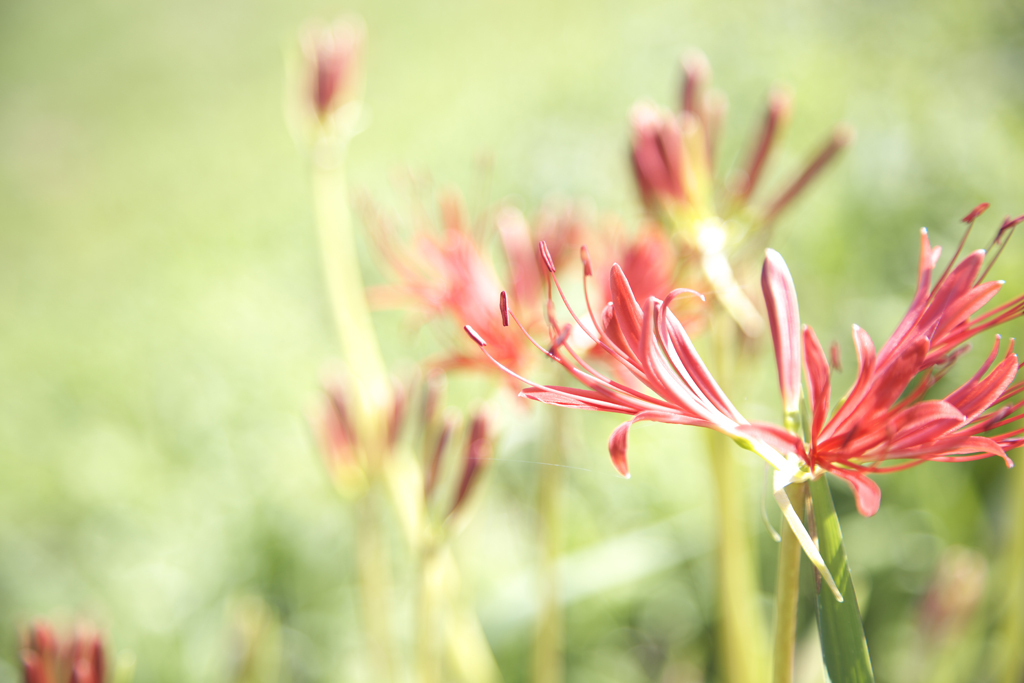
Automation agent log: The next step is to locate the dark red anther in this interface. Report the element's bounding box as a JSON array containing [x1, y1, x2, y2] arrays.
[[499, 291, 509, 327], [1000, 214, 1024, 234], [580, 245, 593, 277], [829, 340, 843, 373], [962, 203, 990, 224], [680, 51, 710, 116], [464, 325, 487, 347], [539, 241, 556, 273]]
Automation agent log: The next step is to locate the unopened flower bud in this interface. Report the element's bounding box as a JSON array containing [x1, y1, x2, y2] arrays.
[[302, 18, 365, 119]]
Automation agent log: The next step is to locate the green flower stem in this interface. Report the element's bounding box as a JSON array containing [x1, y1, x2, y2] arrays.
[[709, 432, 771, 683], [771, 481, 805, 683], [707, 319, 770, 683], [534, 408, 565, 683], [996, 457, 1024, 683], [809, 475, 874, 683], [437, 547, 504, 683], [311, 158, 390, 434], [416, 543, 445, 683], [357, 490, 397, 682]]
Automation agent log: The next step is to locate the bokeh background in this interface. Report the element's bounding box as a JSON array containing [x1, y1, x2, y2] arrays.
[[2, 0, 1024, 681]]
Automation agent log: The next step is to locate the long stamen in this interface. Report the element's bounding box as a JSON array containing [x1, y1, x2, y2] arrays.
[[977, 216, 1023, 284], [934, 202, 988, 291], [540, 241, 640, 370], [735, 89, 791, 203], [764, 125, 853, 224], [463, 326, 645, 413]]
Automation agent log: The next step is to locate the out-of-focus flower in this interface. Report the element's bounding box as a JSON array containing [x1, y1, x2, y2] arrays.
[[760, 206, 1024, 516], [316, 370, 490, 520], [363, 190, 583, 377], [301, 18, 365, 120], [21, 622, 106, 683], [631, 52, 850, 233], [317, 372, 406, 496], [629, 53, 851, 337], [918, 546, 987, 643]]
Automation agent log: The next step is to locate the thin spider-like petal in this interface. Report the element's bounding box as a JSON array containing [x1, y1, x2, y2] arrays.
[[803, 326, 831, 442]]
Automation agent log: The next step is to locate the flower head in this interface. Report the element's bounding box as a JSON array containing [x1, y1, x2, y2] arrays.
[[317, 369, 491, 520], [629, 53, 852, 338], [21, 622, 106, 683], [465, 240, 844, 597], [301, 18, 365, 120], [464, 242, 790, 478], [764, 208, 1024, 516], [630, 52, 852, 230]]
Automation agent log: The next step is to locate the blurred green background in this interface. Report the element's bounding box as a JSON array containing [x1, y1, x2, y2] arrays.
[[2, 0, 1024, 681]]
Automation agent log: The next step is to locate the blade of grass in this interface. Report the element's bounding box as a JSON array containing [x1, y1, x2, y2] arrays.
[[809, 476, 874, 683]]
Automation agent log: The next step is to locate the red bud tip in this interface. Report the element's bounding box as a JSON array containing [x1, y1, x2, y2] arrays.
[[833, 123, 856, 147], [963, 203, 990, 224], [580, 245, 593, 277], [539, 240, 556, 273], [464, 325, 487, 347], [499, 291, 509, 327], [767, 88, 793, 119]]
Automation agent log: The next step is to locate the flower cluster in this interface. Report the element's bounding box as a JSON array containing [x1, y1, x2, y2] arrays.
[[465, 207, 1024, 597], [301, 18, 365, 120], [20, 622, 106, 683], [318, 369, 491, 520], [761, 206, 1024, 516], [630, 52, 851, 233], [629, 53, 852, 337]]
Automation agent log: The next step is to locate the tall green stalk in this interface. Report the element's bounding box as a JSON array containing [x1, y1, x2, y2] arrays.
[[356, 491, 397, 682], [996, 458, 1024, 683], [534, 409, 565, 683], [708, 433, 770, 683], [311, 149, 396, 683], [416, 543, 444, 683], [809, 476, 874, 683], [707, 320, 770, 683], [311, 159, 390, 420], [772, 482, 805, 683]]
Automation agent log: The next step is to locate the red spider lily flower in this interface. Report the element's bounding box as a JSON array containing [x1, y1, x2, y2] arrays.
[[464, 240, 844, 597], [21, 622, 106, 683], [761, 207, 1024, 517], [301, 18, 365, 119]]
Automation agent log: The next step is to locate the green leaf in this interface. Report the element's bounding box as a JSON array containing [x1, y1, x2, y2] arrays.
[[809, 476, 874, 683]]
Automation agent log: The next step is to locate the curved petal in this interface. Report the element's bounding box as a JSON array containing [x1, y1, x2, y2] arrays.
[[835, 470, 882, 517], [762, 249, 802, 414], [803, 325, 831, 443], [607, 410, 698, 478], [737, 422, 806, 461]]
